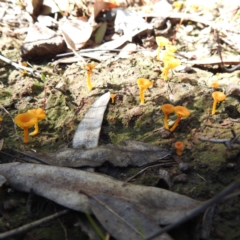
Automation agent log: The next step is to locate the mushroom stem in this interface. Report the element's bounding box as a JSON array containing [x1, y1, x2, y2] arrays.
[[23, 127, 29, 143], [30, 122, 39, 136], [176, 149, 182, 156], [211, 99, 218, 115], [164, 114, 170, 129], [170, 115, 182, 132], [139, 88, 145, 104], [87, 70, 93, 90]]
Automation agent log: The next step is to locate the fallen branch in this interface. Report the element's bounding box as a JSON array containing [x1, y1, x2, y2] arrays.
[[0, 209, 69, 240]]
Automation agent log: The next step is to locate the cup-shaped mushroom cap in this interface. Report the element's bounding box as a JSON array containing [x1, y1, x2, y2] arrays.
[[14, 113, 38, 129], [174, 141, 184, 156], [165, 58, 181, 69], [166, 45, 177, 53], [174, 106, 190, 117], [156, 37, 169, 48], [211, 82, 219, 89], [86, 63, 97, 71], [161, 104, 175, 115], [174, 141, 184, 151], [212, 92, 226, 102], [137, 78, 153, 90], [28, 108, 46, 121]]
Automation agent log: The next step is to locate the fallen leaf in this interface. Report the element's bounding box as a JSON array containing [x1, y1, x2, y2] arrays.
[[25, 140, 172, 167], [72, 92, 110, 149], [21, 22, 67, 59], [0, 163, 200, 225], [90, 194, 173, 240], [95, 22, 107, 44], [60, 19, 93, 50]]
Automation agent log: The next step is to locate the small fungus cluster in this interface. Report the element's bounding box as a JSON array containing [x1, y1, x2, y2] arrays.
[[14, 108, 46, 143], [161, 104, 190, 132], [210, 79, 226, 115], [156, 36, 181, 81]]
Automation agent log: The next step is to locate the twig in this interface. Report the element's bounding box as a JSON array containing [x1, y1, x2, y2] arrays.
[[10, 149, 51, 165], [146, 178, 240, 240], [199, 130, 240, 150], [216, 31, 240, 72], [125, 161, 176, 183], [0, 53, 41, 77], [0, 209, 69, 240], [0, 151, 37, 164]]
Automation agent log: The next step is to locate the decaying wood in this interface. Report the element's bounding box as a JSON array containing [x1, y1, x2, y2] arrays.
[[0, 163, 200, 225]]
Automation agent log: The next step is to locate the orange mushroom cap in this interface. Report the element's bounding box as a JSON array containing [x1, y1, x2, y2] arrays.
[[28, 108, 47, 136], [137, 78, 153, 104], [211, 82, 219, 89], [211, 91, 226, 115], [28, 108, 46, 120], [14, 113, 38, 143], [110, 94, 116, 104], [156, 37, 170, 60], [174, 141, 184, 156], [161, 104, 175, 129], [86, 63, 97, 91], [161, 56, 181, 81], [170, 106, 190, 132], [86, 63, 97, 71]]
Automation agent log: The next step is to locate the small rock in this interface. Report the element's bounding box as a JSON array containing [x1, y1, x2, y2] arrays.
[[226, 162, 237, 169], [226, 84, 240, 97], [173, 174, 188, 183], [156, 169, 172, 189], [159, 127, 171, 139], [129, 106, 143, 118], [21, 22, 67, 59], [179, 162, 190, 173]]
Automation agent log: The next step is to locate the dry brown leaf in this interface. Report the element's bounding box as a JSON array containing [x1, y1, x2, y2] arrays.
[[60, 19, 93, 50]]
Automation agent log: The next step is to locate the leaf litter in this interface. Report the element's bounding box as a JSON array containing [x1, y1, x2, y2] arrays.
[[1, 0, 240, 239]]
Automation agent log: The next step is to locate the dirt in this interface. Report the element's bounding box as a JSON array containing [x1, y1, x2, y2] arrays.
[[1, 24, 240, 240]]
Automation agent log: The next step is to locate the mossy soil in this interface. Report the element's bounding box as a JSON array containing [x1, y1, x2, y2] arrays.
[[1, 46, 240, 239]]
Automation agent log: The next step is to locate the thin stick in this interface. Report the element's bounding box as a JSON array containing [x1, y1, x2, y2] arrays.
[[125, 161, 175, 183], [146, 179, 240, 240], [0, 54, 41, 77], [10, 149, 50, 165], [0, 209, 69, 240]]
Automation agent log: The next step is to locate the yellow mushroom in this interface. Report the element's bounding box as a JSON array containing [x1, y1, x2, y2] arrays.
[[14, 113, 38, 143], [156, 37, 170, 60], [137, 78, 153, 104], [212, 92, 226, 115], [161, 104, 175, 129], [170, 106, 190, 132], [86, 63, 97, 90], [28, 108, 46, 136], [110, 94, 116, 104]]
